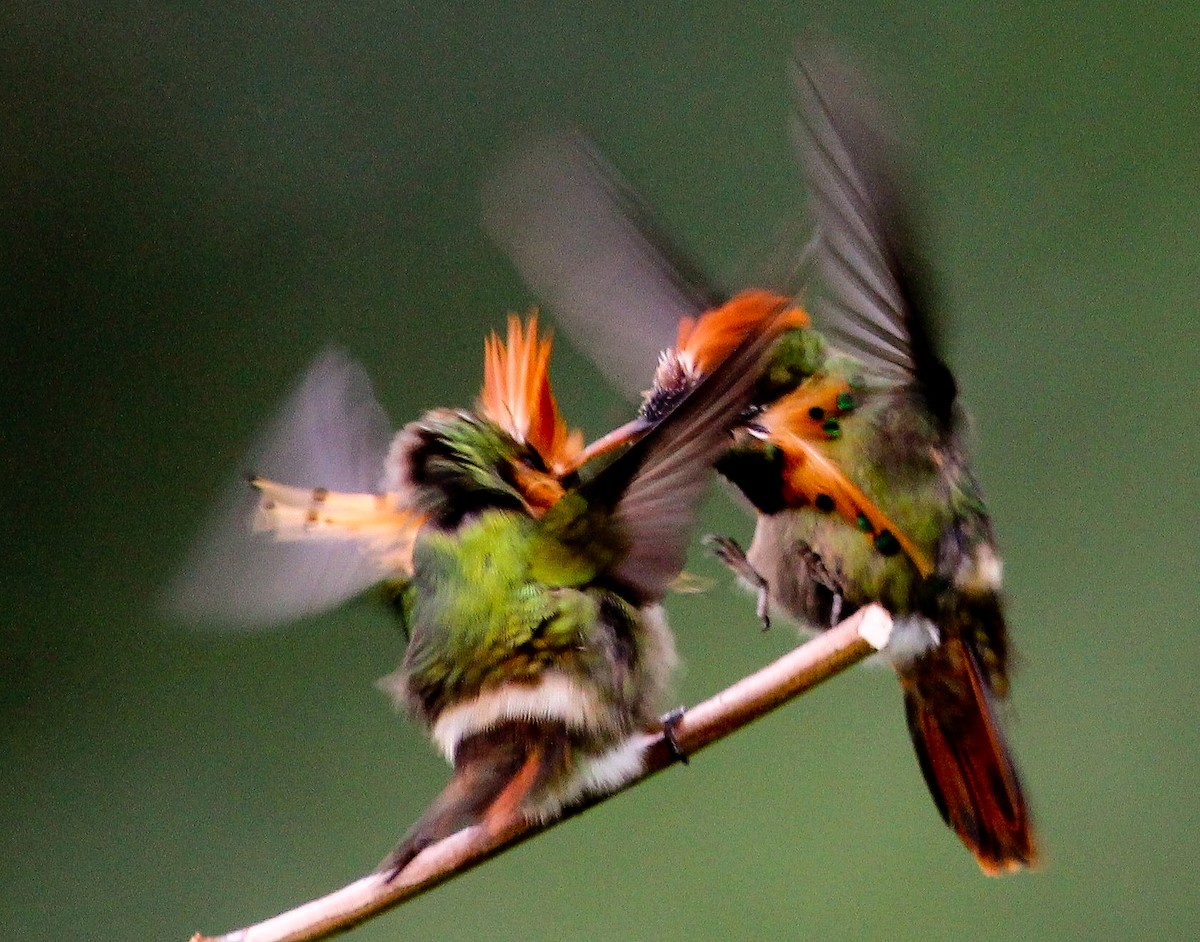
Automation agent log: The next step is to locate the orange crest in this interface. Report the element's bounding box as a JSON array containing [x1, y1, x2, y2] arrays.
[[674, 290, 809, 375], [479, 313, 585, 476]]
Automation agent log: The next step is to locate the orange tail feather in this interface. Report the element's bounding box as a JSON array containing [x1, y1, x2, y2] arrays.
[[380, 720, 570, 878], [901, 638, 1038, 875]]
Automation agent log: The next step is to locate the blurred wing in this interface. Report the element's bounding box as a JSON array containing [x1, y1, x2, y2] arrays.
[[583, 302, 794, 602], [164, 349, 399, 629], [483, 130, 723, 400], [793, 44, 957, 427]]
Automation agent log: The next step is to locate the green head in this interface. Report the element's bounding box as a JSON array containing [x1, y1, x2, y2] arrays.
[[755, 327, 826, 404], [391, 409, 547, 528]]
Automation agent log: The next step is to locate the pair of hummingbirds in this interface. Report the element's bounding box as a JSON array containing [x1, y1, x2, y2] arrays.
[[170, 48, 1037, 878]]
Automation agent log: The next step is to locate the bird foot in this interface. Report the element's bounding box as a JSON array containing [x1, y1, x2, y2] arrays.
[[793, 542, 850, 628], [704, 534, 771, 630], [661, 707, 689, 765]]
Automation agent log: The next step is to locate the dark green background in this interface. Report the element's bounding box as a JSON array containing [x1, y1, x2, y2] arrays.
[[3, 4, 1197, 940]]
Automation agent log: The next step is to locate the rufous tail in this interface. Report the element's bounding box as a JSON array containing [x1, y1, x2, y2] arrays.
[[379, 720, 570, 879], [901, 638, 1039, 875]]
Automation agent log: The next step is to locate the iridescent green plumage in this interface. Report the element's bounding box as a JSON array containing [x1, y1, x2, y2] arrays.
[[384, 411, 664, 742]]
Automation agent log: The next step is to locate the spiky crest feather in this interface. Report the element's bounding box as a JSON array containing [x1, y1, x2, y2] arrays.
[[479, 314, 584, 477], [664, 290, 809, 382]]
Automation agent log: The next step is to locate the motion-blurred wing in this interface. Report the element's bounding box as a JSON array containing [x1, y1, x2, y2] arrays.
[[582, 298, 795, 602], [164, 349, 399, 629], [792, 45, 957, 427], [483, 130, 722, 401]]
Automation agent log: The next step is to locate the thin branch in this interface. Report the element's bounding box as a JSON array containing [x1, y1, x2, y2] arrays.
[[189, 605, 893, 942]]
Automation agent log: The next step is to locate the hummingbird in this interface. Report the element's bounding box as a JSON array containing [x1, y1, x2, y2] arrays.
[[370, 300, 790, 873], [168, 307, 792, 876], [483, 49, 1038, 874]]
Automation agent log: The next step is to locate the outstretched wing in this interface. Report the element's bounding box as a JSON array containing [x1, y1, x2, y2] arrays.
[[577, 296, 795, 602], [483, 130, 722, 401], [792, 44, 958, 428], [163, 349, 400, 629]]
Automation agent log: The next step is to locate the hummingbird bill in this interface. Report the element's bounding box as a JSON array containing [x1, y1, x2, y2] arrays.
[[167, 307, 794, 876], [484, 46, 1038, 874]]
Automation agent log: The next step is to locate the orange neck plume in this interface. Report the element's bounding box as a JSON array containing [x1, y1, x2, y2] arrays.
[[758, 381, 935, 578]]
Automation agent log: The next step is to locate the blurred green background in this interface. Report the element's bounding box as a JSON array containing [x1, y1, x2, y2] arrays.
[[3, 3, 1197, 940]]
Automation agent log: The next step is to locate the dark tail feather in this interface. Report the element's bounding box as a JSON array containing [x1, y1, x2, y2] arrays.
[[379, 721, 571, 878], [902, 638, 1039, 874]]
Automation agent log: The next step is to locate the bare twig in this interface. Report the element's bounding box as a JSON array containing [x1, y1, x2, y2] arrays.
[[190, 604, 893, 942]]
